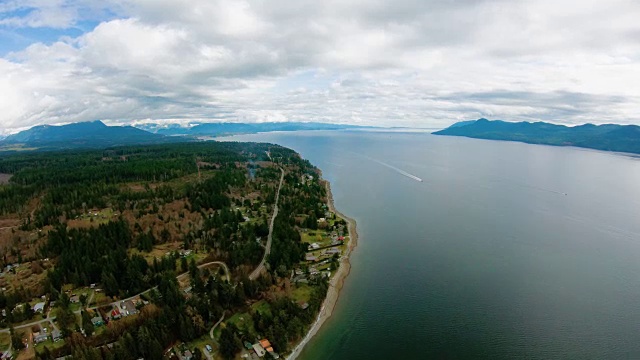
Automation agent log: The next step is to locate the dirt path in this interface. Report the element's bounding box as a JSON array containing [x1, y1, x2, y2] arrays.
[[209, 313, 225, 340]]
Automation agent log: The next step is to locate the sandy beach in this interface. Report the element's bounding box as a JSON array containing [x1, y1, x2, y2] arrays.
[[287, 180, 358, 360]]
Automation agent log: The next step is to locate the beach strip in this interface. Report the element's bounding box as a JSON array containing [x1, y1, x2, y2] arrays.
[[288, 180, 358, 359]]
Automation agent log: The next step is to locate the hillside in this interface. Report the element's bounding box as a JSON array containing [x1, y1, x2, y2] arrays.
[[1, 120, 188, 151], [433, 119, 640, 154]]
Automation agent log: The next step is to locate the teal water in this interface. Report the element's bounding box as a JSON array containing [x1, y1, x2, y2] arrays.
[[224, 131, 640, 359]]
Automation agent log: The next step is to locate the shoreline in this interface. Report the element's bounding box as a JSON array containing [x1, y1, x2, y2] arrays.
[[287, 180, 358, 360]]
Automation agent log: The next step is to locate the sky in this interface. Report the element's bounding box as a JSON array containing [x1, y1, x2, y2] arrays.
[[0, 0, 639, 134]]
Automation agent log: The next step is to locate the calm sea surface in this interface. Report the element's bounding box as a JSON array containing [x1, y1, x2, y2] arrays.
[[223, 131, 640, 359]]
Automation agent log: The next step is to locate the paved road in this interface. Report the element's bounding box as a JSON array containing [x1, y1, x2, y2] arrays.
[[249, 168, 284, 280], [0, 315, 56, 334]]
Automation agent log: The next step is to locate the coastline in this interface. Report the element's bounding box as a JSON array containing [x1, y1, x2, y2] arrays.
[[287, 180, 358, 360]]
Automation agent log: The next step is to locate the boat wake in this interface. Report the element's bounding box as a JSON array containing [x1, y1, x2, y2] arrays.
[[354, 153, 423, 182]]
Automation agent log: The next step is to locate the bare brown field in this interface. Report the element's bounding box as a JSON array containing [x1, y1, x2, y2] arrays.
[[0, 173, 12, 185]]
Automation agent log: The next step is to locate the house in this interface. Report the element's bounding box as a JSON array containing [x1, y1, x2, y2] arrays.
[[183, 286, 193, 294], [305, 254, 317, 262], [52, 330, 62, 342], [121, 300, 138, 315], [252, 344, 266, 357], [34, 332, 48, 344], [297, 301, 309, 310], [259, 339, 271, 350], [91, 316, 104, 327], [182, 350, 193, 360], [69, 295, 80, 303], [33, 302, 45, 313], [111, 308, 122, 320]]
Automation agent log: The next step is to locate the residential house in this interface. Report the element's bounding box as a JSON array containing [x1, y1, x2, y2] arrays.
[[252, 344, 266, 357], [34, 332, 48, 344], [259, 339, 271, 350], [182, 350, 193, 360], [297, 301, 309, 310], [111, 308, 122, 320], [69, 295, 80, 303], [121, 300, 138, 315], [52, 330, 62, 342], [91, 316, 104, 327], [33, 302, 45, 313]]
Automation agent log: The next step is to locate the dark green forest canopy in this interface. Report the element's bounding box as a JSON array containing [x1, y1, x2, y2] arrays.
[[0, 142, 293, 225]]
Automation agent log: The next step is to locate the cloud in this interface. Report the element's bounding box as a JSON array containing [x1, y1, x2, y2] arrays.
[[0, 0, 640, 132], [0, 0, 120, 29]]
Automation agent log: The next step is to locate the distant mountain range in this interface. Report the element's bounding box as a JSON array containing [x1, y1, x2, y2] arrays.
[[433, 118, 640, 154], [0, 120, 375, 152], [136, 121, 372, 136], [0, 121, 187, 151]]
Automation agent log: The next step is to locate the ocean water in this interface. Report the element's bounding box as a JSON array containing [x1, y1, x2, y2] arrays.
[[223, 131, 640, 359]]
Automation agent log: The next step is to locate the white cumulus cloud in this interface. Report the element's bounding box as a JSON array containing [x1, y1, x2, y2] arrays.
[[0, 0, 640, 133]]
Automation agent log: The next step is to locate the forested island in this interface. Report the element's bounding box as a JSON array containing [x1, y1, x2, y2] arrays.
[[434, 118, 640, 154], [0, 142, 353, 359]]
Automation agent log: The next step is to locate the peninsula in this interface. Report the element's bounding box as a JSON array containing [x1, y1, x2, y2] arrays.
[[0, 141, 355, 360], [433, 118, 640, 155]]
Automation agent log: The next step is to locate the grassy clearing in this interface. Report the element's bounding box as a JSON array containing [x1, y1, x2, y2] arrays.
[[0, 145, 39, 152], [300, 232, 322, 244], [90, 292, 110, 307], [291, 284, 313, 303], [213, 311, 257, 344], [186, 335, 217, 357], [128, 242, 183, 263], [250, 300, 271, 317], [34, 338, 65, 353], [0, 332, 10, 351], [68, 208, 116, 227]]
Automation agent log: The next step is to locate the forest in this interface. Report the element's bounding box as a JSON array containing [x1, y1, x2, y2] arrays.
[[0, 141, 337, 359]]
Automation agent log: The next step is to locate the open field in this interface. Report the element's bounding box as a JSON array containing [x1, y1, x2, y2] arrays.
[[0, 332, 10, 351]]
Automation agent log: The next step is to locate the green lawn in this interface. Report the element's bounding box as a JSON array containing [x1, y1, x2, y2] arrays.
[[90, 292, 110, 307], [250, 300, 271, 316], [186, 335, 217, 357], [216, 312, 257, 341], [0, 332, 10, 351], [35, 338, 66, 353], [291, 285, 313, 303]]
